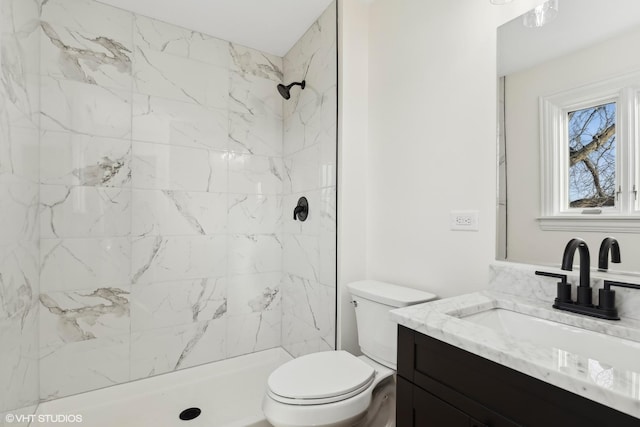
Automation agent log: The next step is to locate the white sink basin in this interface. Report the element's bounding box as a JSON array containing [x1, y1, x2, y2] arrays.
[[461, 308, 640, 373]]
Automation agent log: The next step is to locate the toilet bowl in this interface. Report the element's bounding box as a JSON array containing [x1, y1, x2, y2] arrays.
[[263, 351, 394, 427], [263, 280, 436, 427]]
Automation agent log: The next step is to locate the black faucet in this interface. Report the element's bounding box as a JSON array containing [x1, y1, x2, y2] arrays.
[[561, 238, 592, 306], [598, 237, 621, 271], [535, 238, 640, 320]]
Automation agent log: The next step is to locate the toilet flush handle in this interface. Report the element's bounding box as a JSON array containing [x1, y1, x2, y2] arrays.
[[351, 300, 358, 308]]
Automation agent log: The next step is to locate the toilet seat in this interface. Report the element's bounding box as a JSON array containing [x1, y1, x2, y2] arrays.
[[267, 351, 375, 405]]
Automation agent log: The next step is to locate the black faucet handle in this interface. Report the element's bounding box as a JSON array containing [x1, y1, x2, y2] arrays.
[[536, 271, 572, 304], [293, 197, 309, 221], [535, 271, 568, 285], [603, 280, 640, 291]]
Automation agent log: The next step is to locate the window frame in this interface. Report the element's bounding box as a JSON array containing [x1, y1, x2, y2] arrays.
[[539, 71, 640, 232]]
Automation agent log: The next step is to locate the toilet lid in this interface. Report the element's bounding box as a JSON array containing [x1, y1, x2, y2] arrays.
[[267, 351, 375, 403]]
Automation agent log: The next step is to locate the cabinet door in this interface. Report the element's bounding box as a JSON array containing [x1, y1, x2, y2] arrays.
[[414, 385, 476, 427], [398, 377, 483, 427]]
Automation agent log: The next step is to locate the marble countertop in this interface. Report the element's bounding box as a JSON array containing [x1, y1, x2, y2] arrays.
[[390, 290, 640, 419]]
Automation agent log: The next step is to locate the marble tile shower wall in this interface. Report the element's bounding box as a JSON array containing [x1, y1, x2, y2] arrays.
[[0, 0, 40, 415], [37, 0, 287, 400], [281, 4, 337, 357]]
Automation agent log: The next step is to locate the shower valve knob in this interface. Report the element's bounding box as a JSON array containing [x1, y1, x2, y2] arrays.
[[293, 197, 309, 221]]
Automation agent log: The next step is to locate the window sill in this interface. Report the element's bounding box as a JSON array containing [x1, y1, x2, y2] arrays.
[[537, 216, 640, 233]]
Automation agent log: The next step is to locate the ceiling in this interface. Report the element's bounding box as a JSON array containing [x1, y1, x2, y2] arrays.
[[498, 0, 640, 76], [97, 0, 334, 57]]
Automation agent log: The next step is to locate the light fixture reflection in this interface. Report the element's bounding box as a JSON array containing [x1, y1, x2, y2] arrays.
[[523, 0, 559, 28]]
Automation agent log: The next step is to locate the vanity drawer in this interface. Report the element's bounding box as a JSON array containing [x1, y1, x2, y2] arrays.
[[397, 325, 640, 427], [397, 376, 489, 427]]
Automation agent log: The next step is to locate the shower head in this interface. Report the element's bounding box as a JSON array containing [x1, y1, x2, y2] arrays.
[[277, 80, 306, 100]]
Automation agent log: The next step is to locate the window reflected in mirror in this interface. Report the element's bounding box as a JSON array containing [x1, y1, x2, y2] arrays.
[[568, 102, 617, 209]]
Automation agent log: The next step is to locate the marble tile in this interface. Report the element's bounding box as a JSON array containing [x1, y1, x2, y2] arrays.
[[319, 125, 338, 188], [1, 0, 41, 77], [280, 2, 337, 359], [132, 94, 228, 151], [283, 3, 337, 115], [133, 15, 229, 68], [616, 287, 640, 323], [131, 235, 227, 284], [40, 76, 132, 139], [281, 313, 333, 358], [40, 131, 131, 187], [0, 241, 39, 322], [227, 272, 281, 316], [0, 126, 39, 183], [229, 71, 282, 156], [2, 0, 337, 404], [40, 0, 133, 90], [0, 0, 41, 128], [283, 234, 319, 282], [40, 0, 132, 48], [0, 73, 40, 130], [319, 230, 336, 287], [228, 153, 283, 195], [0, 405, 37, 427], [228, 194, 282, 234], [132, 141, 227, 193], [488, 263, 568, 303], [39, 286, 130, 349], [285, 55, 336, 120], [320, 86, 338, 130], [230, 70, 282, 119], [39, 334, 129, 400], [0, 177, 39, 242], [228, 234, 282, 275], [229, 43, 282, 83], [283, 102, 320, 157], [281, 274, 334, 337], [0, 305, 39, 413], [40, 238, 131, 292], [226, 310, 281, 358], [130, 277, 227, 331], [283, 145, 321, 194], [130, 318, 226, 380], [133, 46, 228, 108], [319, 186, 337, 233], [40, 185, 131, 238], [132, 190, 227, 237]]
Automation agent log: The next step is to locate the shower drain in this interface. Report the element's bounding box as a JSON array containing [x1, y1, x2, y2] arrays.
[[179, 407, 202, 421]]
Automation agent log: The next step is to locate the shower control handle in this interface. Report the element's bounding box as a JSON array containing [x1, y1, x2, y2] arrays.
[[293, 197, 309, 221]]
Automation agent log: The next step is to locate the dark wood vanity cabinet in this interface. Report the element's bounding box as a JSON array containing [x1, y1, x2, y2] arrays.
[[396, 325, 640, 427]]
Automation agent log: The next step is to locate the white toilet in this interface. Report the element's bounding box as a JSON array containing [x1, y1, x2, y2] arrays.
[[262, 280, 436, 427]]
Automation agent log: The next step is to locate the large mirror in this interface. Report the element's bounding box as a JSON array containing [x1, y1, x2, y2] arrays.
[[497, 0, 640, 272]]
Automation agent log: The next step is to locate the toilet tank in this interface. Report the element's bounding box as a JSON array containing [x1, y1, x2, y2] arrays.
[[347, 280, 436, 369]]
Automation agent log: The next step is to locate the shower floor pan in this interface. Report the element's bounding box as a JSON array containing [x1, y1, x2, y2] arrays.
[[33, 348, 291, 427]]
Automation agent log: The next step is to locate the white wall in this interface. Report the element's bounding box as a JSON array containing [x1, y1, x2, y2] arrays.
[[366, 0, 512, 297], [337, 0, 369, 353], [337, 0, 540, 351], [506, 26, 640, 271]]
